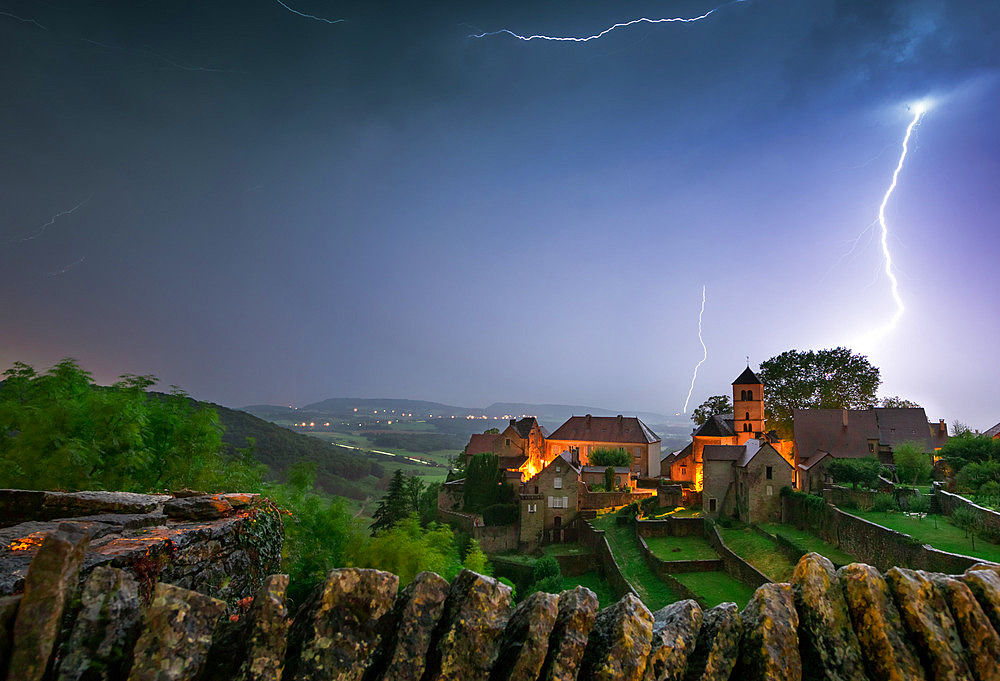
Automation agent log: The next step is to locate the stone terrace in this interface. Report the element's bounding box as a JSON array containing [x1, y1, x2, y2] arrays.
[[2, 524, 1000, 680]]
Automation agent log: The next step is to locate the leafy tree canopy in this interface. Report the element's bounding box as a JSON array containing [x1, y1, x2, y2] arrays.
[[825, 456, 884, 490], [589, 447, 630, 468], [759, 347, 881, 438], [879, 396, 921, 408], [691, 395, 732, 426], [463, 452, 514, 512], [892, 442, 932, 485]]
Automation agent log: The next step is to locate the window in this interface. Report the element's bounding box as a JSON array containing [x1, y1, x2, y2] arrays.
[[555, 466, 561, 473], [743, 423, 751, 432], [766, 466, 773, 480], [634, 446, 641, 459], [868, 442, 876, 453], [709, 498, 717, 512], [528, 503, 537, 513], [505, 438, 510, 447], [533, 485, 539, 494], [766, 485, 774, 496], [745, 412, 750, 421], [548, 496, 553, 508], [554, 477, 562, 489], [680, 466, 687, 475], [563, 496, 569, 509]]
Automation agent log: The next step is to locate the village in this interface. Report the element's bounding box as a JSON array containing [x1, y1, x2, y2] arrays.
[[438, 364, 1000, 610]]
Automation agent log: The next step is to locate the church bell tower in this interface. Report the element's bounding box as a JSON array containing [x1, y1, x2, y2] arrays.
[[732, 366, 764, 445]]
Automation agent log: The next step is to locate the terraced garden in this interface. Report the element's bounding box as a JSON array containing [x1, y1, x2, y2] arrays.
[[717, 526, 796, 582], [846, 509, 1000, 563], [673, 571, 757, 609], [758, 523, 857, 566], [591, 515, 680, 610], [643, 534, 719, 561]]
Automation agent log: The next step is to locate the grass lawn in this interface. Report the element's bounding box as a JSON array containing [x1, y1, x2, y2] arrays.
[[718, 527, 796, 582], [673, 571, 757, 609], [758, 524, 857, 566], [644, 535, 719, 561], [591, 515, 680, 611], [543, 543, 594, 557], [560, 571, 617, 608], [847, 510, 1000, 563]]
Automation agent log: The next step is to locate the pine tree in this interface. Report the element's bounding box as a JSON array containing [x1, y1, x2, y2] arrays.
[[370, 469, 410, 536]]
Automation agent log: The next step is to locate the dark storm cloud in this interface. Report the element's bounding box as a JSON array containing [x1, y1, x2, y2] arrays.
[[788, 0, 1000, 101]]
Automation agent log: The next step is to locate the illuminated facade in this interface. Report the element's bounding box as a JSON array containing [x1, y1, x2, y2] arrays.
[[464, 417, 549, 482]]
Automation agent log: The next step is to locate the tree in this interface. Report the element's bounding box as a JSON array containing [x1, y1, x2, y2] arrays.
[[759, 347, 881, 438], [604, 466, 615, 492], [825, 457, 884, 490], [589, 447, 630, 468], [691, 395, 733, 426], [527, 555, 563, 596], [461, 539, 492, 575], [463, 453, 514, 512], [879, 396, 921, 408], [370, 469, 410, 535], [892, 442, 932, 485]]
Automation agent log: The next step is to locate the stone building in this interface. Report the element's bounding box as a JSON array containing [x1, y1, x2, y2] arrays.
[[519, 452, 581, 547], [579, 465, 631, 491], [464, 416, 549, 481], [702, 440, 794, 523], [794, 408, 949, 491], [545, 415, 661, 478]]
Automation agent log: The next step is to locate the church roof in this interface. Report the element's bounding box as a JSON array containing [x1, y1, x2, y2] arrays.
[[694, 414, 736, 438], [732, 367, 761, 385]]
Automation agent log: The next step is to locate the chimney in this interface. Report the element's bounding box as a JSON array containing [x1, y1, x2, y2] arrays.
[[586, 414, 592, 428], [939, 419, 945, 434], [510, 419, 516, 426], [617, 414, 623, 423], [842, 410, 848, 429]]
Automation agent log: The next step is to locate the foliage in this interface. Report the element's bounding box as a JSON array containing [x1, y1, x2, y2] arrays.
[[604, 466, 615, 492], [691, 395, 733, 426], [879, 396, 921, 408], [527, 555, 563, 596], [461, 539, 492, 575], [825, 457, 884, 490], [370, 470, 410, 535], [893, 442, 933, 485], [0, 359, 264, 493], [955, 460, 1000, 494], [940, 433, 1000, 475], [873, 492, 898, 512], [977, 481, 1000, 506], [463, 453, 514, 512], [908, 494, 930, 516], [589, 447, 630, 468], [360, 515, 463, 585], [482, 503, 519, 526], [950, 507, 980, 549], [758, 347, 881, 438]]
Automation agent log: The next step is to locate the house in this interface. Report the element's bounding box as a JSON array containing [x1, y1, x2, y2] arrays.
[[794, 408, 949, 491], [702, 440, 794, 523], [985, 422, 1000, 440], [580, 465, 631, 491], [663, 366, 788, 489], [545, 415, 661, 478], [519, 452, 581, 546], [463, 416, 550, 481]]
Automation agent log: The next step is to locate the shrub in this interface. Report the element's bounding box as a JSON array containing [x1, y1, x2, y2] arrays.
[[590, 448, 630, 468], [893, 443, 933, 485], [873, 493, 898, 512], [482, 503, 519, 526], [907, 494, 930, 516], [976, 480, 1000, 504]]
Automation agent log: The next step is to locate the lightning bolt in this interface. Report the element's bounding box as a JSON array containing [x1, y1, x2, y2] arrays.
[[47, 256, 86, 277], [274, 0, 345, 24], [868, 102, 928, 341], [469, 0, 745, 42], [682, 285, 708, 413], [5, 197, 92, 246], [0, 10, 47, 30]]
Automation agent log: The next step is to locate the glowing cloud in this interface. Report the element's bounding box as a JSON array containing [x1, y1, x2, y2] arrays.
[[469, 0, 745, 42], [868, 102, 929, 341], [682, 285, 708, 413]]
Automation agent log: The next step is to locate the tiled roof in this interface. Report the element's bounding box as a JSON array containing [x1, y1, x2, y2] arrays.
[[873, 408, 936, 451], [793, 407, 947, 466], [985, 422, 1000, 439], [694, 414, 735, 438], [732, 367, 762, 385], [466, 433, 499, 457], [548, 415, 660, 444], [581, 466, 630, 474], [703, 445, 744, 462], [512, 417, 539, 439]]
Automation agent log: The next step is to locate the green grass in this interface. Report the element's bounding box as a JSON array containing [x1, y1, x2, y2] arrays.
[[673, 571, 757, 609], [758, 523, 857, 566], [644, 535, 719, 561], [543, 543, 594, 557], [847, 510, 1000, 563], [718, 527, 796, 582], [591, 515, 680, 610], [560, 571, 617, 608]]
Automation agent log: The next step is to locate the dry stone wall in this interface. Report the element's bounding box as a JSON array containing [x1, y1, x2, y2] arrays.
[[4, 525, 1000, 680]]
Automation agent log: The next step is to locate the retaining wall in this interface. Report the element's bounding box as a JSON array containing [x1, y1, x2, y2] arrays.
[[636, 517, 704, 537], [705, 526, 771, 589], [579, 520, 638, 601], [935, 487, 1000, 537]]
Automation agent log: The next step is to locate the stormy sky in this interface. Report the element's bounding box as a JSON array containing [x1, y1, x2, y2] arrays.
[[2, 0, 998, 429]]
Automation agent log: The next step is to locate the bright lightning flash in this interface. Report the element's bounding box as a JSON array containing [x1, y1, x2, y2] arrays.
[[470, 0, 745, 42], [869, 101, 930, 341], [682, 285, 708, 413], [274, 0, 345, 24]]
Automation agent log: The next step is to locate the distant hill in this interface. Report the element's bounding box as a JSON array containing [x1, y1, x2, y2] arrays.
[[209, 401, 385, 500]]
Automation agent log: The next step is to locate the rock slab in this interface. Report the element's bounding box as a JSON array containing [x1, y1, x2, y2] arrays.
[[578, 592, 654, 681], [736, 583, 802, 681], [538, 586, 599, 681], [644, 599, 703, 681], [932, 574, 1000, 681], [683, 602, 742, 681], [490, 590, 559, 681], [368, 571, 449, 681]]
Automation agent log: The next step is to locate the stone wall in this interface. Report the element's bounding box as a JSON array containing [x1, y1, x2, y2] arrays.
[[0, 489, 282, 608], [636, 517, 704, 537], [935, 486, 1000, 537], [782, 493, 992, 574], [579, 520, 638, 602], [5, 528, 1000, 681], [706, 525, 771, 590], [578, 487, 654, 511]]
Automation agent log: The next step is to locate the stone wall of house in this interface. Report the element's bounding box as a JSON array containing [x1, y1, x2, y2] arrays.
[[5, 530, 1000, 681], [782, 493, 992, 574], [0, 489, 282, 609], [935, 485, 1000, 537]]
